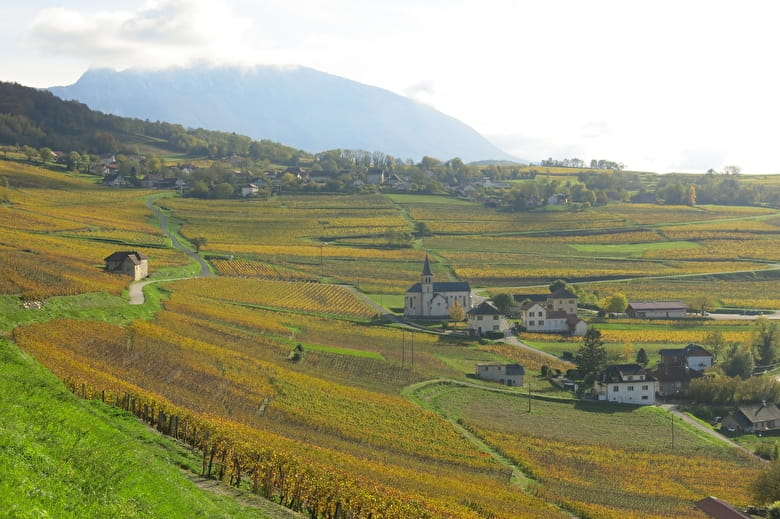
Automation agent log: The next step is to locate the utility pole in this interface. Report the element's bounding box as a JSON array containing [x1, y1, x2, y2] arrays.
[[528, 382, 532, 413]]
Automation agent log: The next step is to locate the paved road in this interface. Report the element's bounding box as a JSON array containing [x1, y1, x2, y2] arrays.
[[128, 198, 213, 305], [658, 404, 765, 461]]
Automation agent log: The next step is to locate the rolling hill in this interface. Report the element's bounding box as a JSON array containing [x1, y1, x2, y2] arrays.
[[48, 65, 518, 163]]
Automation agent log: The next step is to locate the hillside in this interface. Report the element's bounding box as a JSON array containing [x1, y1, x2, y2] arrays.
[[1, 154, 774, 517], [47, 65, 518, 163], [0, 336, 277, 518]]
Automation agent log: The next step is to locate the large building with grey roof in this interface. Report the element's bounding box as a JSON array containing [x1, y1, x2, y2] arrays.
[[404, 255, 471, 318]]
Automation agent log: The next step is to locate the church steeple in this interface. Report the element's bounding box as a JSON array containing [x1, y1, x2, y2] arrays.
[[421, 254, 433, 287]]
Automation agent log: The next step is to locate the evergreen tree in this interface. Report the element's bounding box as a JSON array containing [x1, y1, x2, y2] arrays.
[[636, 348, 649, 367], [575, 328, 606, 380]]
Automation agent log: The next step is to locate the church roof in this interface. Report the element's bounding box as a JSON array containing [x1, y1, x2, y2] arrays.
[[407, 281, 470, 293], [422, 254, 433, 276]]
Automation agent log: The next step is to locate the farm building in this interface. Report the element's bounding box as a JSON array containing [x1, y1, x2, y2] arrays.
[[626, 301, 687, 319], [467, 301, 510, 336], [659, 344, 713, 372], [404, 255, 471, 318], [475, 362, 525, 387], [594, 364, 657, 405], [104, 251, 148, 281]]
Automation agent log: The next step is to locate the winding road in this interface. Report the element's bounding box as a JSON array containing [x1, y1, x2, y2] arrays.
[[128, 198, 213, 305]]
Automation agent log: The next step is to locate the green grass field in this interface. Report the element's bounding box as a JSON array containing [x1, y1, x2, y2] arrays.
[[0, 338, 267, 519]]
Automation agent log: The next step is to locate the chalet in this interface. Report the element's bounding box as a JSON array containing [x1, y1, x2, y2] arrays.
[[626, 301, 687, 319], [404, 255, 471, 318], [722, 402, 780, 434], [467, 301, 510, 336], [475, 362, 524, 387], [516, 288, 586, 336], [104, 251, 148, 281], [241, 183, 263, 197], [594, 364, 657, 405]]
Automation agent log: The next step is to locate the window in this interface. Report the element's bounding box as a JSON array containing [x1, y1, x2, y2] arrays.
[[529, 320, 535, 326], [613, 386, 619, 392], [539, 320, 544, 326], [493, 315, 498, 320], [641, 395, 649, 400], [627, 386, 634, 391], [477, 315, 483, 320], [642, 385, 649, 390]]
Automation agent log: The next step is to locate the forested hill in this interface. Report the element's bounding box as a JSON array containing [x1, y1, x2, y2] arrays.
[[47, 65, 517, 163], [0, 81, 303, 160]]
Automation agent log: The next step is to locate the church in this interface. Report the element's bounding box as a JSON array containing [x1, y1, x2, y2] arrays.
[[404, 255, 471, 318]]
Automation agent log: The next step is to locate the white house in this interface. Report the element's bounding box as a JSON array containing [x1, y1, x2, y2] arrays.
[[626, 301, 687, 319], [475, 363, 525, 387], [467, 301, 510, 336], [518, 288, 586, 336], [404, 255, 471, 318], [595, 364, 657, 405]]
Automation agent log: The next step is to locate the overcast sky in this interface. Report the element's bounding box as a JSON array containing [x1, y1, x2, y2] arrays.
[[2, 0, 779, 173]]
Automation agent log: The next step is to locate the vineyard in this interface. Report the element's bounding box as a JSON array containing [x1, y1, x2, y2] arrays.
[[417, 385, 762, 519], [4, 160, 780, 518]]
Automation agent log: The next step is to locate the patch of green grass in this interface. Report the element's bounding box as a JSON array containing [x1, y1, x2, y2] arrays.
[[0, 291, 165, 333], [0, 338, 266, 518]]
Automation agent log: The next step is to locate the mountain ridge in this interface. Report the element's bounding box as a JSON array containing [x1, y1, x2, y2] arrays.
[[47, 65, 519, 163]]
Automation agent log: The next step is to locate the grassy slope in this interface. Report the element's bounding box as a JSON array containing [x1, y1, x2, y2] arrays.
[[0, 337, 267, 519]]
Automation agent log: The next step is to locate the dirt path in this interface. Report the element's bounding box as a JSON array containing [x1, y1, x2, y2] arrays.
[[184, 472, 305, 518]]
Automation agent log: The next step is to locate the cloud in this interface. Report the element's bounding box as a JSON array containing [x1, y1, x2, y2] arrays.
[[674, 147, 729, 173], [403, 80, 437, 106], [579, 120, 611, 139], [26, 0, 253, 70]]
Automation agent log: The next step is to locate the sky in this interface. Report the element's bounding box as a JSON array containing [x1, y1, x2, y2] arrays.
[[2, 0, 779, 173]]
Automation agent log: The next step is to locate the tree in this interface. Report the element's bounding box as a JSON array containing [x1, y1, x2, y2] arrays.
[[684, 184, 696, 206], [754, 316, 779, 367], [601, 293, 628, 314], [636, 348, 649, 367], [724, 165, 742, 175], [703, 331, 727, 363], [190, 236, 208, 252], [722, 344, 754, 379], [21, 145, 36, 161], [768, 502, 780, 519], [213, 182, 234, 198], [549, 279, 567, 293], [575, 327, 606, 381], [448, 300, 465, 322], [65, 151, 82, 171], [38, 147, 52, 164], [690, 294, 716, 316], [751, 460, 780, 504], [492, 294, 514, 315]]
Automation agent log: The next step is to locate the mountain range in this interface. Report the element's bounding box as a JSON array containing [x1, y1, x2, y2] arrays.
[[47, 66, 518, 163]]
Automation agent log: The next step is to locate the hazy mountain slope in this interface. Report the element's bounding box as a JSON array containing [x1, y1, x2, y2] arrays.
[[48, 66, 516, 162]]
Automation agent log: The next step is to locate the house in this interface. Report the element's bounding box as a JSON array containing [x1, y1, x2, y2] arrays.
[[241, 183, 263, 197], [594, 364, 657, 405], [659, 344, 713, 372], [104, 251, 148, 281], [475, 363, 525, 387], [694, 496, 753, 519], [626, 301, 687, 319], [467, 301, 510, 336], [653, 366, 703, 398], [366, 168, 385, 185], [404, 255, 471, 318], [101, 172, 128, 187], [547, 193, 569, 205], [722, 402, 780, 434], [517, 288, 586, 336]]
